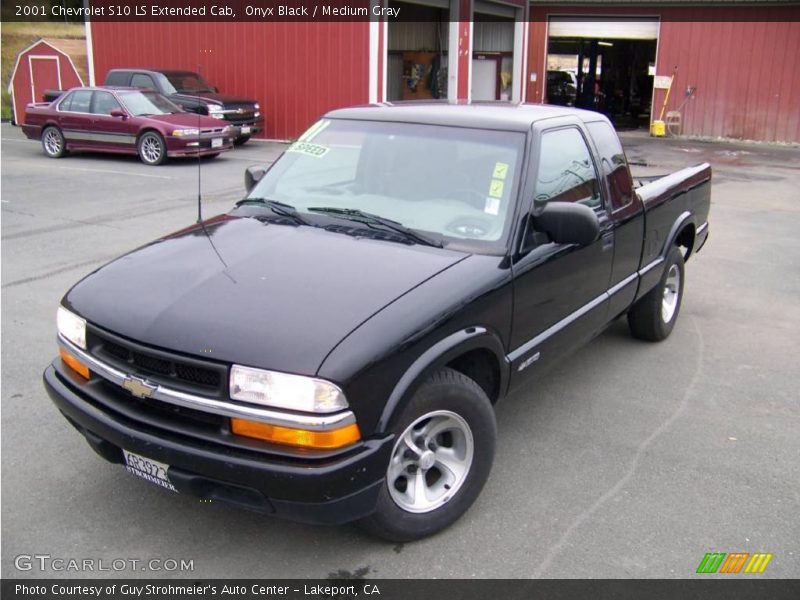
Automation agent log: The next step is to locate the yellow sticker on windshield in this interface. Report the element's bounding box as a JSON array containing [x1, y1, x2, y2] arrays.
[[287, 141, 330, 158], [493, 162, 509, 180], [489, 179, 505, 198]]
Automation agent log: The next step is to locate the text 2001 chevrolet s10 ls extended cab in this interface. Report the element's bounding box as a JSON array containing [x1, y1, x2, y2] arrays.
[[45, 103, 710, 541]]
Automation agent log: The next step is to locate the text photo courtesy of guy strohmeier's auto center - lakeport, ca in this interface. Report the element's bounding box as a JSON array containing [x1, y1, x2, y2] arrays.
[[1, 0, 799, 597]]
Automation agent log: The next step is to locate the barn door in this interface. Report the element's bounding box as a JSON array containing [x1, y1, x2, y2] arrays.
[[30, 56, 61, 104]]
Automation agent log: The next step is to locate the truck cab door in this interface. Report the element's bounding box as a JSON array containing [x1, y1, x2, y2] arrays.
[[507, 121, 614, 386]]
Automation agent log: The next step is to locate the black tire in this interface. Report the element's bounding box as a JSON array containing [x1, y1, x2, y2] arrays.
[[358, 367, 496, 542], [41, 126, 66, 158], [234, 135, 251, 146], [205, 153, 220, 159], [628, 245, 685, 342], [137, 131, 167, 166]]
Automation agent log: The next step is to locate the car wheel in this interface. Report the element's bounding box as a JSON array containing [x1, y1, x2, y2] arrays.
[[205, 153, 220, 159], [358, 367, 496, 542], [137, 131, 167, 165], [234, 135, 251, 146], [42, 126, 66, 158], [628, 245, 685, 342]]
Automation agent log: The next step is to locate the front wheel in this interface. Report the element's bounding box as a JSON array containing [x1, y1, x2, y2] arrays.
[[628, 245, 685, 341], [137, 131, 167, 165], [42, 126, 66, 158], [234, 135, 251, 146], [358, 368, 496, 542]]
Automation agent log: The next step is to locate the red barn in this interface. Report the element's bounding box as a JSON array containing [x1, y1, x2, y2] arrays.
[[8, 39, 85, 124], [86, 1, 800, 142]]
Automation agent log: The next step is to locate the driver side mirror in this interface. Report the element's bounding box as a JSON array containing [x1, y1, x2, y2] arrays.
[[244, 165, 267, 193], [531, 202, 600, 246], [109, 108, 127, 119]]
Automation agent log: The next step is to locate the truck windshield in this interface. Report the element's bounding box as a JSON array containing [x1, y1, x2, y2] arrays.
[[119, 91, 181, 116], [247, 119, 525, 252]]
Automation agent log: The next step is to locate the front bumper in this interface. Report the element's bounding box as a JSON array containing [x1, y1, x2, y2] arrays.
[[167, 135, 233, 158], [44, 362, 393, 524]]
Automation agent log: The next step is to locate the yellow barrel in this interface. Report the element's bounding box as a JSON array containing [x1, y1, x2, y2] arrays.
[[650, 120, 666, 137]]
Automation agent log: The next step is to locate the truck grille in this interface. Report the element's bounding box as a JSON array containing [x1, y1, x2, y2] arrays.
[[86, 325, 227, 400], [223, 104, 258, 125]]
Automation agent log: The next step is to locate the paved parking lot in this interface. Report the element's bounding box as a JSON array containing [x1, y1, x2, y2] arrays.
[[2, 123, 798, 578]]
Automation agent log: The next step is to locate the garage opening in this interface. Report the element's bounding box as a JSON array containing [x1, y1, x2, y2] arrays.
[[386, 1, 450, 102], [471, 5, 516, 101], [546, 17, 659, 129]]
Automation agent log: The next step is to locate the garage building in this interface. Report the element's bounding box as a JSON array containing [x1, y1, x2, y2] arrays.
[[86, 0, 800, 142]]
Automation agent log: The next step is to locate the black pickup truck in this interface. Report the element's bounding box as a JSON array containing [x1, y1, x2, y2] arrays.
[[103, 69, 263, 145], [44, 103, 710, 541]]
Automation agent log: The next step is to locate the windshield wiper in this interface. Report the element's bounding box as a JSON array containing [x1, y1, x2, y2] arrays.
[[308, 207, 442, 248], [237, 198, 311, 226]]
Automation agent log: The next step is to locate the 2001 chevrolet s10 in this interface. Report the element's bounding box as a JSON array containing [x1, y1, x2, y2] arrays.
[[45, 103, 710, 541]]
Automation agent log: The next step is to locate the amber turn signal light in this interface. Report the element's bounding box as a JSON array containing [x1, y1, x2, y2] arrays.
[[230, 418, 361, 450], [59, 347, 90, 379]]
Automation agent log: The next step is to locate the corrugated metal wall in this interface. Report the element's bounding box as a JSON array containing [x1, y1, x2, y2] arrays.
[[90, 21, 370, 140], [473, 20, 515, 52], [527, 6, 800, 143]]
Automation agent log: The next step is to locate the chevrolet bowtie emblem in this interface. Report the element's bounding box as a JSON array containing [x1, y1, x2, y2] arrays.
[[122, 376, 157, 399]]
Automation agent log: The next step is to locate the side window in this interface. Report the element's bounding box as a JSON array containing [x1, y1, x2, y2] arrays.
[[104, 71, 128, 86], [534, 128, 602, 211], [57, 92, 73, 112], [131, 74, 156, 89], [587, 121, 634, 211], [65, 90, 92, 113], [91, 91, 122, 115]]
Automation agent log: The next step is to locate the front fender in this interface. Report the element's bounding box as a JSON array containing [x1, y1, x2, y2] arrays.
[[375, 327, 509, 433]]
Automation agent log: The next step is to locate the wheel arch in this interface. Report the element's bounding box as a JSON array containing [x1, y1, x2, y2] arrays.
[[375, 327, 509, 434], [663, 211, 697, 263]]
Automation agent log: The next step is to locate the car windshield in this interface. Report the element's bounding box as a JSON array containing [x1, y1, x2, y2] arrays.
[[119, 91, 181, 116], [164, 72, 214, 93], [247, 119, 525, 253]]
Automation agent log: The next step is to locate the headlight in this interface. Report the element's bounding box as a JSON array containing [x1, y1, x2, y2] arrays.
[[207, 105, 225, 119], [230, 365, 347, 413], [172, 128, 200, 137], [57, 306, 86, 350], [254, 103, 260, 110]]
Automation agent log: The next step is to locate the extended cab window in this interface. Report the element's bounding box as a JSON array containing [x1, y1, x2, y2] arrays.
[[534, 128, 602, 210], [62, 90, 92, 113], [587, 121, 634, 211], [91, 91, 122, 115], [104, 71, 128, 86]]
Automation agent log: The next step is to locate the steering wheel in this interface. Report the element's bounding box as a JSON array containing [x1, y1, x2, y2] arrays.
[[445, 216, 494, 239]]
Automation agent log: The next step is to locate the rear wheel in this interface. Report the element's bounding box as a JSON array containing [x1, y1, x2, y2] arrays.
[[358, 368, 496, 542], [628, 245, 685, 341], [137, 131, 166, 165], [42, 126, 66, 158], [234, 135, 251, 146]]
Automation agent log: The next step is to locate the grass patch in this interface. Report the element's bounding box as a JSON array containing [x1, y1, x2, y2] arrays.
[[1, 21, 85, 120]]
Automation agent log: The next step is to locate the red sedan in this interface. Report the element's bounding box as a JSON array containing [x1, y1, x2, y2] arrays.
[[22, 86, 233, 165]]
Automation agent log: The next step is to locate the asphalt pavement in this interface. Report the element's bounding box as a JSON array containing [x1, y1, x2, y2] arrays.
[[1, 123, 798, 579]]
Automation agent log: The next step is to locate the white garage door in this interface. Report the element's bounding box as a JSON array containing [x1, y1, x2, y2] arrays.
[[548, 16, 659, 40]]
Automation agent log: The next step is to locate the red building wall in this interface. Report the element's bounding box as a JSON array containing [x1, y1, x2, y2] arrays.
[[90, 21, 370, 140], [527, 6, 800, 143]]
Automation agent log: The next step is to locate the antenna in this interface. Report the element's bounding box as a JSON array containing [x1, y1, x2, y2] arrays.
[[196, 50, 204, 223]]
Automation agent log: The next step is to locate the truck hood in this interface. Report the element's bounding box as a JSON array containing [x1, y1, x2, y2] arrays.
[[175, 92, 256, 107], [64, 215, 467, 376]]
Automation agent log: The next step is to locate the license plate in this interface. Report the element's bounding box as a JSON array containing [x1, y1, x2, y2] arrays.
[[211, 137, 223, 148], [240, 126, 251, 134], [123, 449, 177, 493]]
